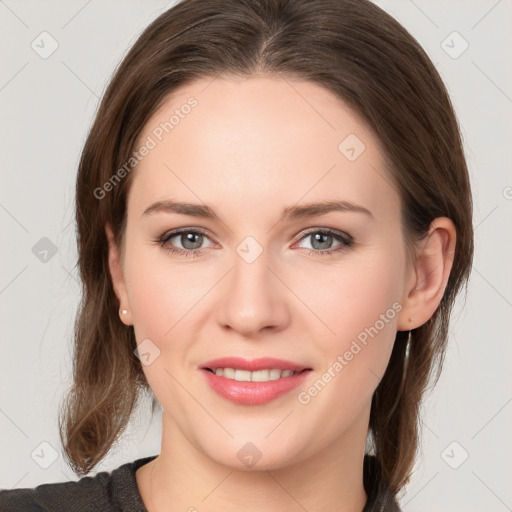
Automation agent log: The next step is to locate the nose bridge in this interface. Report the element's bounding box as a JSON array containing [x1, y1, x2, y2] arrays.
[[217, 237, 290, 335]]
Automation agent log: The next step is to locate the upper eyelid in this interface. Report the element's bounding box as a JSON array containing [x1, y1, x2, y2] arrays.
[[161, 227, 216, 246]]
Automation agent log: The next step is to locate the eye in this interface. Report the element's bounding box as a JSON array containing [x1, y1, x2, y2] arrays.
[[295, 228, 354, 257], [155, 227, 354, 258], [156, 228, 214, 257]]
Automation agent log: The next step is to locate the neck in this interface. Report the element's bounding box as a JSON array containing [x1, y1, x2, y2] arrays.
[[141, 410, 369, 512]]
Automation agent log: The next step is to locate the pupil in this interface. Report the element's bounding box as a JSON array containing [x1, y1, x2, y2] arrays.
[[312, 233, 332, 250], [182, 232, 202, 250]]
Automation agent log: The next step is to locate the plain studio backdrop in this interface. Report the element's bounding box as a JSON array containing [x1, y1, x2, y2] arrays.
[[0, 1, 511, 511]]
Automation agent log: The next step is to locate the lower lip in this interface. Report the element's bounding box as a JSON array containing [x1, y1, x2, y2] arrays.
[[201, 369, 312, 405]]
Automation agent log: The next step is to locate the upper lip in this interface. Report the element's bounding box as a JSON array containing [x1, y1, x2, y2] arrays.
[[201, 357, 311, 372]]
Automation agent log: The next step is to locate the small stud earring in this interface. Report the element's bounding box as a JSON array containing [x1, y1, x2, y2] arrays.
[[121, 309, 128, 315]]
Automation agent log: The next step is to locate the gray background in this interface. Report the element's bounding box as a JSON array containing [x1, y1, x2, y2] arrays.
[[1, 1, 511, 510]]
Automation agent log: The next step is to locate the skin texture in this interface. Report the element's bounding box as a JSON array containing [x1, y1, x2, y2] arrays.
[[106, 75, 456, 512]]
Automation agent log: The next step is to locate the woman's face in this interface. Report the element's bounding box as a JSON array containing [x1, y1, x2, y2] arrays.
[[113, 75, 414, 470]]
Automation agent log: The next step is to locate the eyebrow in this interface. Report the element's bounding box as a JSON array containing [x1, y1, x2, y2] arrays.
[[141, 199, 373, 220]]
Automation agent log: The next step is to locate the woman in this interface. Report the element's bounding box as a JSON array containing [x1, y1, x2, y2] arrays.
[[0, 0, 473, 510]]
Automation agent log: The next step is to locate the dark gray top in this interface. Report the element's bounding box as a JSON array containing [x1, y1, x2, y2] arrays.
[[0, 455, 157, 512], [0, 454, 400, 511]]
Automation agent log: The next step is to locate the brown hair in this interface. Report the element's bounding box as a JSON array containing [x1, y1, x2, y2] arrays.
[[59, 0, 473, 507]]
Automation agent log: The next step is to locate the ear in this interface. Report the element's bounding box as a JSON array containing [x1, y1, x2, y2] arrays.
[[105, 223, 133, 326], [397, 217, 456, 331]]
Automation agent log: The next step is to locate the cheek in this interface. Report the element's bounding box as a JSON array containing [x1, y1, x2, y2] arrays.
[[293, 246, 405, 393], [302, 255, 403, 340], [124, 240, 208, 337], [123, 247, 202, 411], [293, 258, 403, 434]]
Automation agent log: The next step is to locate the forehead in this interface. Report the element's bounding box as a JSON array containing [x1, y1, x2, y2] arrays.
[[128, 75, 399, 222]]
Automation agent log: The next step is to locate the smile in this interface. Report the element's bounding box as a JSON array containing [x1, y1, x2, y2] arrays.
[[200, 357, 312, 405], [204, 367, 301, 382]]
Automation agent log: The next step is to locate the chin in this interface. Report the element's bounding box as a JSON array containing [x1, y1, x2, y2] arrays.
[[199, 434, 308, 472]]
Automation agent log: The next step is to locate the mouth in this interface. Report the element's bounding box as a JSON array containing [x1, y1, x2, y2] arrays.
[[203, 367, 309, 382], [200, 357, 313, 405]]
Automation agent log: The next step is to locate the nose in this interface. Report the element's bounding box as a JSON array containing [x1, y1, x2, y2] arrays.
[[216, 248, 291, 336]]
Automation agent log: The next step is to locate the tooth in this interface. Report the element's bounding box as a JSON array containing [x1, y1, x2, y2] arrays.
[[269, 369, 281, 380], [234, 369, 252, 382], [251, 369, 270, 382], [223, 368, 235, 379], [213, 367, 299, 381]]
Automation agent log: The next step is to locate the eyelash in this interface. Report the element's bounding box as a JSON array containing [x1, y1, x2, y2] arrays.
[[155, 227, 354, 259]]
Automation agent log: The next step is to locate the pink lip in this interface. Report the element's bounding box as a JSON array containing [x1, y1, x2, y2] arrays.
[[201, 357, 309, 372], [200, 357, 312, 406]]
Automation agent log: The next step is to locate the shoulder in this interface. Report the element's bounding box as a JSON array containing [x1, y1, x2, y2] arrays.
[[0, 455, 157, 512], [0, 476, 108, 512]]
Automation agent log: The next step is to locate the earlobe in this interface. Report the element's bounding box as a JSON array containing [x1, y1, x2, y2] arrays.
[[397, 217, 456, 330], [105, 223, 133, 325]]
